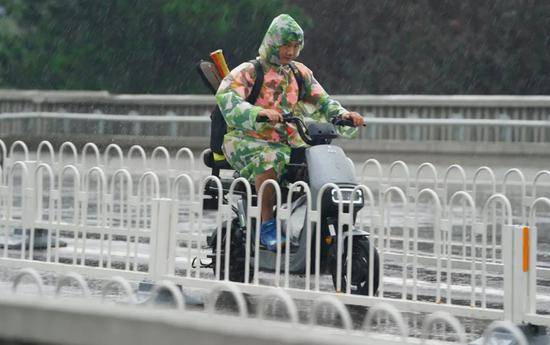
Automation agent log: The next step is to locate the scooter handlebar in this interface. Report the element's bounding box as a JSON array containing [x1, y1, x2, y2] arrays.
[[331, 116, 366, 127], [256, 112, 364, 128], [255, 112, 295, 123]]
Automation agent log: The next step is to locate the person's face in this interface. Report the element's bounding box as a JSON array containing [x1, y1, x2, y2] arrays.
[[279, 41, 301, 65]]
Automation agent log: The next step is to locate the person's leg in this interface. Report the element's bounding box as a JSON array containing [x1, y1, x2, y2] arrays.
[[223, 136, 289, 251], [255, 168, 285, 251], [255, 168, 277, 222]]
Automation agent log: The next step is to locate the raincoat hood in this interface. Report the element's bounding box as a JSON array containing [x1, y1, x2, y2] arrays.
[[258, 14, 304, 66]]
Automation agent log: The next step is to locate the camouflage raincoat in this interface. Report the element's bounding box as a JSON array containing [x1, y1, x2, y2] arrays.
[[216, 14, 355, 182]]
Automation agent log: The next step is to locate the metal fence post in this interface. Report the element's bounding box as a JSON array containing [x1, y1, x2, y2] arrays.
[[166, 111, 178, 137], [528, 225, 538, 319], [150, 198, 171, 281], [450, 113, 464, 141], [129, 111, 141, 135], [499, 113, 512, 142], [23, 161, 38, 259], [512, 225, 528, 323], [59, 108, 70, 134], [406, 112, 420, 141], [94, 110, 105, 135], [502, 224, 514, 321]]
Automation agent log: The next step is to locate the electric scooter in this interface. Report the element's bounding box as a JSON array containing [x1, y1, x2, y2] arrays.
[[202, 114, 380, 295]]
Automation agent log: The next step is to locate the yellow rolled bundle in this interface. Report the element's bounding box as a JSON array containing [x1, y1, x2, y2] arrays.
[[210, 49, 230, 78]]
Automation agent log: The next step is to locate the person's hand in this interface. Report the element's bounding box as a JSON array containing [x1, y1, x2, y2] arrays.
[[259, 109, 283, 125], [342, 112, 365, 127]]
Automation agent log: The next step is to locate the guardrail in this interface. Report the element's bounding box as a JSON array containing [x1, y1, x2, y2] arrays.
[[2, 90, 550, 119], [2, 267, 505, 345], [2, 112, 550, 145], [0, 139, 549, 329]]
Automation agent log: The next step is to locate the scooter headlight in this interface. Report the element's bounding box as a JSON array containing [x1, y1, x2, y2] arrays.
[[331, 188, 363, 205]]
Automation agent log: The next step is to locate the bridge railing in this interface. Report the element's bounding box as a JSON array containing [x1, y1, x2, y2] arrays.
[[2, 112, 550, 145], [2, 90, 550, 119], [0, 139, 549, 328]]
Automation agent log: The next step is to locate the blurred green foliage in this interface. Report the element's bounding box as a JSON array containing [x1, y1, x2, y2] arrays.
[[0, 0, 309, 93], [0, 0, 548, 94], [295, 0, 550, 95]]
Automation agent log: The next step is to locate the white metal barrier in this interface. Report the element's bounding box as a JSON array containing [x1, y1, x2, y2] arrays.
[[3, 267, 534, 345], [2, 91, 550, 123], [2, 112, 550, 143], [0, 140, 549, 330]]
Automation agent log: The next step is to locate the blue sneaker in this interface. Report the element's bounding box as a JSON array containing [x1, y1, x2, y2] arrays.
[[260, 219, 286, 252]]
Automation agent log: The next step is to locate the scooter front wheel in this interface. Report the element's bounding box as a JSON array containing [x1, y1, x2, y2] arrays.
[[330, 237, 380, 296]]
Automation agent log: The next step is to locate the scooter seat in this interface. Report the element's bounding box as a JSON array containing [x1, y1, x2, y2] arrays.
[[203, 149, 233, 170]]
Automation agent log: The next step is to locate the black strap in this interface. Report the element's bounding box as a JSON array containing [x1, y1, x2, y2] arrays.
[[289, 62, 305, 102], [247, 59, 304, 105], [247, 60, 264, 104]]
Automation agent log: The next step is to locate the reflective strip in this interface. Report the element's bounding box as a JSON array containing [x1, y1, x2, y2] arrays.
[[213, 152, 226, 161]]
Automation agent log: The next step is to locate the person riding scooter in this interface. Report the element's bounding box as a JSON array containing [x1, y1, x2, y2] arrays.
[[216, 14, 365, 252]]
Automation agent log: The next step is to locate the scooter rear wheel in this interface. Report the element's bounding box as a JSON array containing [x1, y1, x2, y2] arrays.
[[210, 222, 246, 283], [330, 237, 380, 296]]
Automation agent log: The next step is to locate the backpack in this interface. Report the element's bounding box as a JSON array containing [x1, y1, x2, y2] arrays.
[[197, 59, 304, 160]]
